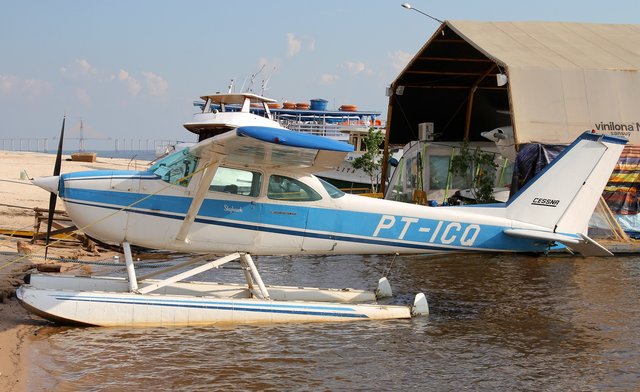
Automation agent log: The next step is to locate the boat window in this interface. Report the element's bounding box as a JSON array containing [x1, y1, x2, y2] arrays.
[[150, 148, 199, 187], [268, 175, 322, 202], [428, 155, 469, 190], [319, 178, 345, 198], [209, 167, 262, 197]]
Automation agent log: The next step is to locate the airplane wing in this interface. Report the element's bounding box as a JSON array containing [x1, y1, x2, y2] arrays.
[[173, 126, 354, 243], [189, 126, 354, 172], [503, 229, 612, 257]]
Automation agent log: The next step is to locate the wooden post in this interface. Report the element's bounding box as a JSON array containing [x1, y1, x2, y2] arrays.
[[380, 91, 395, 195]]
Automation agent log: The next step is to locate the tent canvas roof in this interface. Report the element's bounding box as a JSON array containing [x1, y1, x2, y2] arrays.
[[389, 21, 640, 145]]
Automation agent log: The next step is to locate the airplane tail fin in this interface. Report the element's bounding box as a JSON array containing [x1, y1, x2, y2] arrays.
[[504, 132, 626, 254]]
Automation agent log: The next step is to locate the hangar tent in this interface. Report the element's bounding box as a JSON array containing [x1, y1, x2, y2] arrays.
[[384, 20, 640, 150], [383, 20, 640, 239]]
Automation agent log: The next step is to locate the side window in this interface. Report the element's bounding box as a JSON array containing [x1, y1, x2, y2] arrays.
[[150, 149, 199, 187], [209, 167, 262, 197], [268, 175, 322, 202]]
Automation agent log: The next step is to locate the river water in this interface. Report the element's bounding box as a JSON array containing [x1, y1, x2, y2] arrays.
[[26, 253, 640, 391]]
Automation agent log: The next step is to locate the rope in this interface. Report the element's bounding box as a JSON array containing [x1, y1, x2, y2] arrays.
[[0, 157, 217, 271], [382, 252, 399, 278]]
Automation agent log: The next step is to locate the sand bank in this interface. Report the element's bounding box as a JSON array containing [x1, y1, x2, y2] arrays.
[[0, 151, 149, 391], [0, 151, 150, 231]]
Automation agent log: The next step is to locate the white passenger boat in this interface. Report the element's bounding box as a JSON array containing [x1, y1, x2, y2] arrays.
[[185, 93, 388, 191]]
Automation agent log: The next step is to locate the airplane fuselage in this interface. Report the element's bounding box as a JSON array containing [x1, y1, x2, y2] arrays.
[[57, 168, 553, 255]]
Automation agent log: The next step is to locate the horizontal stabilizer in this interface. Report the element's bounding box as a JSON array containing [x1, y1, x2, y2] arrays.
[[504, 229, 612, 256]]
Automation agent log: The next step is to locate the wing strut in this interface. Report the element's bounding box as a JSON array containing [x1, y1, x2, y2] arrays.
[[175, 160, 219, 243]]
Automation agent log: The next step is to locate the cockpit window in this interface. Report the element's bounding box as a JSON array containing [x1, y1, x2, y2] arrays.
[[319, 178, 345, 198], [150, 148, 199, 187], [209, 167, 262, 197], [268, 175, 322, 202]]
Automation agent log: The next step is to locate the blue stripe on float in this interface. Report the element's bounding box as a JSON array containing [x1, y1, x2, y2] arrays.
[[53, 295, 369, 318]]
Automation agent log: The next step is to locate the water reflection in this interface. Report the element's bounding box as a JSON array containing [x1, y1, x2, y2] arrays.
[[28, 254, 640, 391]]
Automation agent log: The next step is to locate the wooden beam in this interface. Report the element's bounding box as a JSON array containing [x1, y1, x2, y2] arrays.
[[392, 84, 508, 90], [404, 70, 487, 76], [380, 91, 396, 195], [412, 57, 493, 63], [463, 64, 498, 140]]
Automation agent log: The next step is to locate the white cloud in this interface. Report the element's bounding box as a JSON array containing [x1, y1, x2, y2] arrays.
[[61, 58, 99, 79], [287, 33, 301, 57], [307, 39, 316, 52], [77, 59, 95, 75], [143, 71, 168, 97], [389, 50, 413, 72], [118, 69, 141, 96], [321, 73, 338, 84], [0, 74, 19, 93], [23, 79, 52, 98], [0, 74, 51, 98], [117, 69, 130, 80], [345, 61, 366, 73]]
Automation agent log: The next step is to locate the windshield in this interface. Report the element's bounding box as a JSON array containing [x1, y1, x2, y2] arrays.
[[149, 148, 199, 187], [319, 178, 345, 198]]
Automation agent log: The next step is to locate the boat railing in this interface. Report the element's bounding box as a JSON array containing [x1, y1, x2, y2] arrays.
[[280, 122, 386, 140]]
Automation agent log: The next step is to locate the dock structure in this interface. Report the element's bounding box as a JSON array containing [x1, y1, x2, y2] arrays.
[[1, 138, 49, 152]]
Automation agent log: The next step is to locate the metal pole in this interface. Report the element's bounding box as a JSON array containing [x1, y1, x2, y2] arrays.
[[122, 242, 139, 292], [241, 254, 270, 299]]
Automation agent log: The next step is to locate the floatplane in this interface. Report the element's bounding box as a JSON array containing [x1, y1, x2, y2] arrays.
[[17, 94, 626, 327]]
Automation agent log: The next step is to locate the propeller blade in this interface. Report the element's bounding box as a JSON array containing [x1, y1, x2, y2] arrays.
[[53, 117, 65, 176], [44, 117, 65, 259]]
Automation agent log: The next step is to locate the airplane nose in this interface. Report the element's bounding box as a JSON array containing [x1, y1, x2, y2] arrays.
[[32, 175, 60, 194]]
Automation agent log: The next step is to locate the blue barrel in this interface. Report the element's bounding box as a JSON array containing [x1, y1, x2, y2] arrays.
[[310, 98, 328, 111]]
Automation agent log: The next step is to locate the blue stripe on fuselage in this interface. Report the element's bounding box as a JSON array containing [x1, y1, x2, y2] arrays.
[[61, 187, 551, 253]]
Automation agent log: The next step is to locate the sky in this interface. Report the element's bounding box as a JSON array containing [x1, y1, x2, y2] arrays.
[[1, 0, 638, 151]]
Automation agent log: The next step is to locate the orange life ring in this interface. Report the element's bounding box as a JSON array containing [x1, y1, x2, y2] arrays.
[[340, 104, 357, 112]]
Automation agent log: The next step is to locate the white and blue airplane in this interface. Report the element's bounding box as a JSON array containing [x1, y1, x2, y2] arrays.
[[18, 124, 625, 326], [33, 127, 624, 257]]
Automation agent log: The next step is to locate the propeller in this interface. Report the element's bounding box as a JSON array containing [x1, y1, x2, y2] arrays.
[[44, 116, 65, 259]]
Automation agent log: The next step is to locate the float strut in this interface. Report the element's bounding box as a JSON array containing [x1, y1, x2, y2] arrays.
[[122, 242, 139, 292], [241, 253, 270, 299]]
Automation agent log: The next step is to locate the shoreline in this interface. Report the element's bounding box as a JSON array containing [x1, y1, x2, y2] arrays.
[[0, 151, 148, 391], [0, 238, 119, 392], [0, 252, 33, 392]]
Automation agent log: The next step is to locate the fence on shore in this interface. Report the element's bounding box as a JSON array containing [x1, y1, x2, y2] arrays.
[[0, 138, 181, 155]]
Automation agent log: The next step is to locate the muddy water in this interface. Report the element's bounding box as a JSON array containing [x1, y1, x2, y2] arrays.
[[26, 254, 640, 391]]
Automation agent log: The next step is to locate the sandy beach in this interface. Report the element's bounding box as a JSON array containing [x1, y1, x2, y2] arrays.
[[0, 151, 149, 392]]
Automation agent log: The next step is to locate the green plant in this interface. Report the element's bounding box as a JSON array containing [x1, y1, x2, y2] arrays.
[[449, 141, 498, 203], [352, 127, 385, 193]]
